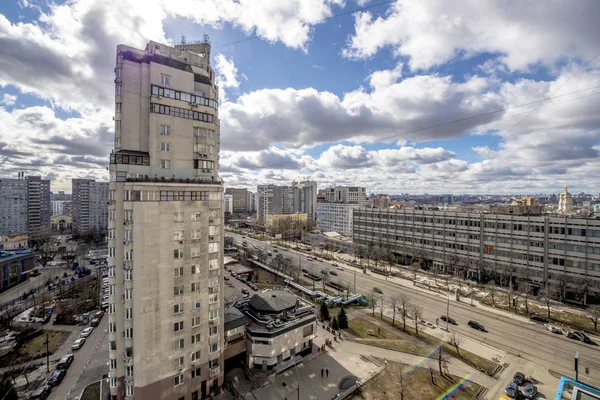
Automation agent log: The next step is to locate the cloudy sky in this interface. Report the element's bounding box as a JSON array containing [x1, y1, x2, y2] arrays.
[[1, 0, 599, 195]]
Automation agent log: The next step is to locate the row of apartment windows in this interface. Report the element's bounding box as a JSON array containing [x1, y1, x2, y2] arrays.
[[122, 190, 213, 202], [151, 85, 219, 109], [173, 261, 220, 278], [150, 103, 217, 125]]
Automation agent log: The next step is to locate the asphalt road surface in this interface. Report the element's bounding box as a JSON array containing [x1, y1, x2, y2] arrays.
[[229, 232, 600, 382]]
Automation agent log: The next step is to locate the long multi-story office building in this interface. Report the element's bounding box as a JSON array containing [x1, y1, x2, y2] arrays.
[[108, 40, 224, 399], [0, 174, 51, 236], [353, 208, 600, 300], [72, 179, 109, 234]]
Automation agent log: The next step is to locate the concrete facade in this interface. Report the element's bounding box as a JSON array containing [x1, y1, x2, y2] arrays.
[[224, 194, 233, 214], [316, 202, 359, 236], [72, 179, 109, 234], [0, 249, 35, 292], [224, 188, 248, 213], [0, 175, 51, 236], [256, 182, 317, 225], [353, 208, 600, 299], [0, 233, 28, 250], [321, 186, 366, 206], [265, 213, 308, 236], [108, 40, 224, 400]]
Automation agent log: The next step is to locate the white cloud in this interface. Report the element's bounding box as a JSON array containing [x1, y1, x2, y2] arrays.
[[215, 54, 241, 102], [343, 0, 600, 71], [0, 94, 17, 106]]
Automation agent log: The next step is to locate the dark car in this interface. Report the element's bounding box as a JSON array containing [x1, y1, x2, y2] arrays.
[[56, 354, 74, 371], [30, 385, 51, 400], [441, 315, 457, 325], [250, 284, 258, 291], [522, 383, 537, 399], [530, 314, 549, 323], [241, 288, 249, 295], [505, 381, 518, 398], [513, 371, 526, 386], [302, 268, 308, 273], [224, 276, 230, 281], [468, 321, 485, 331], [572, 331, 592, 343], [373, 287, 383, 294], [47, 369, 66, 387]]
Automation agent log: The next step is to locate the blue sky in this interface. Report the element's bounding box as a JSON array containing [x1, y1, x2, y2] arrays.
[[0, 0, 599, 194]]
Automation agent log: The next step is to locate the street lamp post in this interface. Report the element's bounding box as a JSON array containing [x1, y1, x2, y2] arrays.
[[294, 361, 300, 400]]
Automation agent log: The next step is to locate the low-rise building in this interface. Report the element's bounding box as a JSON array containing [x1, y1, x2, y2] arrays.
[[235, 291, 316, 371], [0, 233, 28, 250], [0, 248, 35, 292], [223, 307, 250, 363], [265, 213, 308, 236]]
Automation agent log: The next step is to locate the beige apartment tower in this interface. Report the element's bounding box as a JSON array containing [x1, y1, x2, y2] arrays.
[[108, 40, 224, 400]]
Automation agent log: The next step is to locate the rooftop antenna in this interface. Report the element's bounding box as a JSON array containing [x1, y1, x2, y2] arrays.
[[180, 34, 186, 46], [203, 33, 210, 44]]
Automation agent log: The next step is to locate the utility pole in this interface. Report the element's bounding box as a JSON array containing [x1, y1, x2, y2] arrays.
[[44, 333, 50, 372], [575, 352, 580, 382], [446, 289, 450, 331], [354, 269, 356, 294]]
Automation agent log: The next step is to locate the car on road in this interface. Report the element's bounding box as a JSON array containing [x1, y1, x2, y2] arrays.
[[101, 301, 109, 310], [56, 354, 74, 370], [224, 276, 230, 281], [468, 320, 486, 331], [47, 369, 66, 387], [306, 257, 313, 261], [336, 266, 344, 271], [572, 331, 591, 343], [331, 263, 338, 267], [545, 323, 561, 334], [71, 338, 86, 350], [250, 284, 258, 291], [373, 287, 383, 294], [504, 381, 518, 398], [30, 384, 51, 400], [90, 318, 100, 327], [560, 327, 571, 336], [522, 383, 537, 399], [513, 371, 526, 386], [93, 310, 104, 319], [241, 288, 249, 295], [440, 315, 457, 325], [329, 270, 337, 275], [302, 268, 309, 273]]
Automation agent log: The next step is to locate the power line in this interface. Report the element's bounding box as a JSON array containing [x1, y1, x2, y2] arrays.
[[212, 0, 396, 49]]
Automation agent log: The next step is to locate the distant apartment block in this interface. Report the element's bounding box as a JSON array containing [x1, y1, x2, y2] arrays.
[[224, 194, 233, 214], [224, 188, 249, 213], [353, 208, 600, 302], [0, 174, 51, 236], [72, 179, 109, 234], [256, 181, 317, 225], [247, 190, 255, 213], [316, 202, 359, 236], [321, 186, 366, 206], [51, 191, 72, 216]]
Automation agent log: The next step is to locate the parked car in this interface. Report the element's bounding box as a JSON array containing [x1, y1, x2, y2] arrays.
[[224, 276, 230, 281], [572, 331, 591, 343], [513, 371, 526, 386], [373, 287, 383, 294], [530, 314, 549, 323], [545, 324, 560, 334], [332, 263, 338, 267], [441, 316, 457, 325], [329, 270, 338, 275], [93, 310, 104, 319], [56, 354, 74, 370], [101, 302, 109, 310], [468, 321, 486, 331], [302, 268, 309, 273], [71, 338, 86, 350], [250, 284, 258, 291], [47, 369, 66, 387], [30, 385, 51, 400], [560, 327, 571, 336], [90, 318, 100, 327], [522, 383, 537, 399], [241, 288, 249, 295], [504, 381, 518, 398]]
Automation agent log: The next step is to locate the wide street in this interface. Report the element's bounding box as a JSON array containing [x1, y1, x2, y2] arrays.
[[230, 231, 600, 384]]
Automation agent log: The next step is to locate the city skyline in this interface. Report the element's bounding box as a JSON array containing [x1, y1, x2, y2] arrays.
[[1, 1, 600, 194]]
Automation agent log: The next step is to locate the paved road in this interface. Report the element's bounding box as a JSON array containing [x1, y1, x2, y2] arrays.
[[48, 316, 108, 400], [228, 232, 600, 384]]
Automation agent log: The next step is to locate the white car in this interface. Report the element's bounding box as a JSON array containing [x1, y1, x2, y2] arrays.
[[81, 327, 93, 338], [336, 266, 344, 271], [545, 324, 560, 334], [71, 338, 86, 350]]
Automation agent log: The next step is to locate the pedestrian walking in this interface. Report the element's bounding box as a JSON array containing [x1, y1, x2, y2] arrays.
[[321, 368, 324, 378], [326, 369, 329, 378]]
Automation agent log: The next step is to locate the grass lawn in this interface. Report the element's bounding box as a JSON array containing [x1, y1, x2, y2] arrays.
[[351, 359, 483, 400], [359, 314, 498, 375], [20, 330, 71, 358], [81, 381, 100, 400], [347, 317, 404, 340]]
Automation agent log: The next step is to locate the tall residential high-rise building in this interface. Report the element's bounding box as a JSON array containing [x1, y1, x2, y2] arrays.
[[0, 174, 51, 236], [51, 191, 72, 216], [322, 186, 367, 205], [256, 181, 317, 225], [247, 190, 255, 212], [72, 179, 109, 234], [108, 40, 224, 399], [224, 188, 248, 213]]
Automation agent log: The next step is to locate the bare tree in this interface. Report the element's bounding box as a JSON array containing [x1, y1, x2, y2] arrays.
[[389, 296, 399, 326], [486, 281, 497, 307], [322, 271, 330, 292], [518, 281, 531, 316], [370, 293, 378, 317], [30, 227, 59, 268], [399, 294, 411, 331], [541, 285, 558, 319], [379, 295, 385, 320], [390, 361, 405, 400], [433, 346, 449, 376], [589, 305, 600, 332], [412, 305, 423, 336], [410, 262, 420, 282], [449, 332, 463, 358]]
